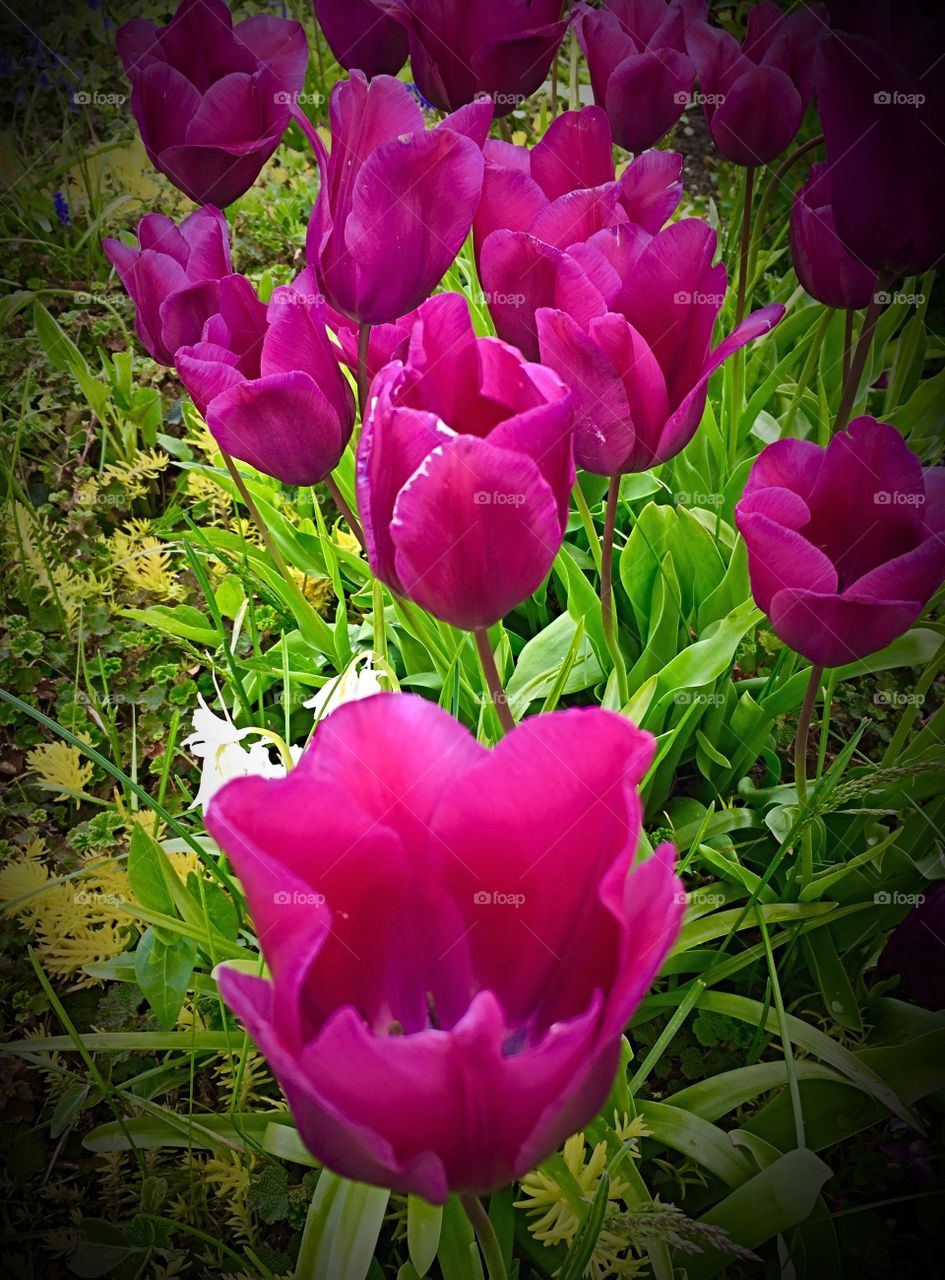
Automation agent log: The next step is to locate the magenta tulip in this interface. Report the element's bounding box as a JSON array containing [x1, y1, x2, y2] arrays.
[[103, 205, 234, 366], [685, 2, 824, 166], [735, 418, 945, 668], [357, 293, 574, 630], [324, 302, 421, 388], [533, 219, 783, 473], [175, 270, 355, 487], [575, 0, 706, 152], [376, 0, 569, 117], [207, 692, 684, 1201], [306, 72, 491, 326], [117, 0, 308, 207], [312, 0, 408, 78], [815, 7, 945, 278], [790, 163, 878, 311]]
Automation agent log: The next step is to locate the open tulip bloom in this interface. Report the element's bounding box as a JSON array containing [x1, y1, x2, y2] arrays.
[[103, 205, 235, 367], [736, 418, 945, 669], [306, 72, 492, 326], [207, 693, 684, 1201], [535, 219, 784, 474], [357, 293, 574, 632], [175, 269, 355, 487], [117, 0, 308, 207]]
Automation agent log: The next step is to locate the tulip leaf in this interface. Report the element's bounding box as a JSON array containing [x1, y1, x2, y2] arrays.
[[296, 1172, 390, 1280], [122, 604, 220, 647], [437, 1196, 484, 1280], [556, 1173, 611, 1280], [655, 598, 762, 704], [636, 1101, 756, 1188], [407, 1196, 443, 1277]]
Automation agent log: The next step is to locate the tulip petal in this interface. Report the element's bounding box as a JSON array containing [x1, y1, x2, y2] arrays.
[[474, 163, 547, 259], [237, 13, 310, 91], [604, 47, 694, 152], [616, 149, 684, 232], [530, 106, 615, 200], [480, 231, 564, 360], [470, 18, 572, 117], [769, 587, 923, 668], [175, 341, 244, 415], [312, 0, 409, 78], [710, 64, 802, 166], [735, 495, 838, 614]]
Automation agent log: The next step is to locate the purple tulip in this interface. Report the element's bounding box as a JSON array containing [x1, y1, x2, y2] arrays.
[[532, 219, 783, 474], [474, 105, 683, 260], [790, 163, 879, 311], [815, 8, 945, 278], [103, 205, 234, 366], [735, 418, 945, 668], [375, 0, 570, 117], [575, 0, 706, 152], [175, 270, 355, 487], [877, 881, 945, 1010], [306, 72, 491, 326], [357, 293, 574, 630], [312, 0, 408, 78], [207, 692, 684, 1201], [117, 0, 308, 207], [323, 302, 421, 387], [685, 2, 824, 166]]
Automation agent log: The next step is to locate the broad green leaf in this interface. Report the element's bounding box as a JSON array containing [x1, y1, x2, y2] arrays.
[[407, 1196, 443, 1277], [133, 927, 196, 1030]]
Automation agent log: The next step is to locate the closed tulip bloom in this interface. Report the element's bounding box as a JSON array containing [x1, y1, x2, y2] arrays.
[[735, 418, 945, 668], [575, 0, 706, 153], [535, 219, 783, 474], [117, 0, 308, 207], [207, 692, 684, 1201], [357, 293, 574, 630], [312, 0, 408, 78], [306, 72, 491, 326], [686, 2, 824, 166], [789, 163, 878, 311], [175, 270, 355, 487], [103, 205, 234, 366], [323, 302, 421, 388], [815, 7, 945, 278], [877, 881, 945, 1010], [376, 0, 569, 117]]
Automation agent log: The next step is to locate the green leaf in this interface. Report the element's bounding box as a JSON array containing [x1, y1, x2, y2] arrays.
[[407, 1196, 443, 1277], [296, 1173, 390, 1280], [637, 1101, 756, 1187], [133, 928, 196, 1031], [655, 599, 761, 703], [122, 604, 219, 647], [437, 1196, 484, 1280], [557, 1174, 611, 1280]]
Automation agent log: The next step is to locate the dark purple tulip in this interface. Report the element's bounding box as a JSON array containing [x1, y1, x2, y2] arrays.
[[685, 1, 824, 166], [815, 7, 945, 278], [535, 219, 783, 474], [117, 0, 308, 207], [358, 293, 574, 630], [877, 881, 945, 1010], [103, 205, 233, 366], [790, 163, 878, 311], [376, 0, 569, 116], [736, 418, 945, 668], [474, 106, 683, 261], [306, 73, 491, 326], [323, 302, 421, 387], [175, 270, 355, 487], [312, 0, 408, 78], [575, 0, 706, 152]]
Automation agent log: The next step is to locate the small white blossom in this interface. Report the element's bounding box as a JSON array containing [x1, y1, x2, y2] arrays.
[[183, 697, 298, 813], [303, 655, 383, 720]]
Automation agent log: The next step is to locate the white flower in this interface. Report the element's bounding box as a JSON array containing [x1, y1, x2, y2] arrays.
[[303, 654, 383, 720], [183, 697, 298, 813]]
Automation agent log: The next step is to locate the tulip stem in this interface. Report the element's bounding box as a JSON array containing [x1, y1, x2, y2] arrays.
[[324, 473, 365, 550], [473, 628, 515, 735], [357, 321, 372, 418], [601, 476, 629, 709], [842, 307, 855, 389], [735, 165, 756, 325], [460, 1194, 508, 1280], [222, 451, 293, 583], [572, 479, 603, 574], [794, 663, 824, 888], [784, 307, 833, 440], [747, 133, 824, 291], [833, 284, 887, 432]]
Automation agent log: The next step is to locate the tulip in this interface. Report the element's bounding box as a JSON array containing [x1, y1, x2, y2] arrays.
[[575, 0, 706, 153], [117, 0, 308, 207], [877, 882, 945, 1010], [175, 269, 356, 487], [207, 692, 684, 1201], [815, 9, 945, 278], [312, 0, 408, 78], [789, 162, 878, 311], [376, 0, 570, 117], [735, 417, 945, 668], [534, 219, 783, 474], [103, 205, 234, 366], [357, 293, 574, 631], [324, 303, 420, 387], [685, 2, 824, 166], [306, 72, 491, 326], [474, 105, 683, 257]]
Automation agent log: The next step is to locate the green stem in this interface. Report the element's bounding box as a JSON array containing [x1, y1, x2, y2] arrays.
[[473, 628, 515, 735], [816, 668, 837, 778], [841, 306, 855, 389], [357, 320, 372, 419], [795, 664, 824, 888], [735, 165, 756, 325], [601, 476, 629, 707], [747, 134, 823, 290], [572, 479, 603, 573], [460, 1195, 508, 1280], [324, 472, 365, 550], [783, 308, 833, 439], [833, 284, 887, 432]]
